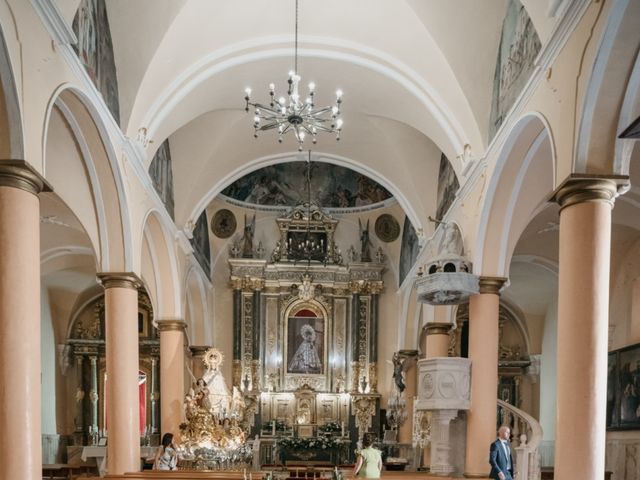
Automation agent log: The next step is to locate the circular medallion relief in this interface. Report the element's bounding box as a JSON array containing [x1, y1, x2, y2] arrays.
[[421, 373, 434, 398], [375, 214, 400, 242], [437, 372, 457, 399], [211, 209, 236, 238]]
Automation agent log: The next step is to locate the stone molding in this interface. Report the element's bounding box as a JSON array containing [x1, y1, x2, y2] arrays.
[[0, 160, 52, 195], [97, 272, 142, 290], [478, 276, 507, 295], [415, 357, 471, 411], [551, 174, 629, 211], [156, 319, 187, 332]]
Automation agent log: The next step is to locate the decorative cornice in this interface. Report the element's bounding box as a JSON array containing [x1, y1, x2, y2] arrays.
[[30, 0, 77, 46], [0, 160, 52, 195], [97, 272, 141, 290], [156, 319, 187, 332], [478, 276, 507, 295], [425, 323, 453, 336], [551, 174, 628, 210]]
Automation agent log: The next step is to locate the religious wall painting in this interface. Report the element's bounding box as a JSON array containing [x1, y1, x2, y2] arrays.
[[190, 211, 211, 277], [286, 307, 325, 375], [148, 139, 175, 220], [607, 351, 618, 429], [489, 0, 541, 141], [399, 216, 419, 286], [72, 0, 121, 125], [607, 343, 640, 430], [435, 154, 460, 221], [221, 162, 391, 209]]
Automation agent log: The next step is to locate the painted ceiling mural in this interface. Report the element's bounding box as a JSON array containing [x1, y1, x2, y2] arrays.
[[489, 0, 541, 141], [435, 154, 459, 221], [149, 139, 175, 220], [220, 162, 392, 209], [73, 0, 121, 125]]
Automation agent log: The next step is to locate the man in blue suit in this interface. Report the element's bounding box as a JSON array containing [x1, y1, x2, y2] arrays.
[[489, 426, 514, 480]]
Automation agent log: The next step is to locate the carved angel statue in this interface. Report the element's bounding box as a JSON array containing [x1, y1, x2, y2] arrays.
[[359, 218, 373, 262]]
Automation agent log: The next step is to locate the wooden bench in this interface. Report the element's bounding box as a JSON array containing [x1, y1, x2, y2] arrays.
[[43, 463, 98, 479], [103, 471, 455, 480]]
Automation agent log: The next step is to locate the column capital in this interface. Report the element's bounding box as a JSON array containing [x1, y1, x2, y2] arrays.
[[0, 160, 52, 195], [425, 322, 453, 336], [551, 174, 629, 210], [97, 272, 141, 290], [190, 345, 211, 356], [156, 319, 187, 332], [478, 276, 507, 295]]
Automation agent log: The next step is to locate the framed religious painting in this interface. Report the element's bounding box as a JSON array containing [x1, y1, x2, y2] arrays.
[[617, 344, 640, 429], [606, 351, 618, 429], [285, 304, 326, 377]]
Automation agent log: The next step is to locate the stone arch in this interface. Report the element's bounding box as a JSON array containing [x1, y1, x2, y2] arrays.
[[0, 24, 23, 158], [187, 151, 425, 243], [43, 86, 132, 271], [183, 265, 210, 345], [575, 0, 640, 174], [474, 113, 556, 276], [140, 209, 181, 320]]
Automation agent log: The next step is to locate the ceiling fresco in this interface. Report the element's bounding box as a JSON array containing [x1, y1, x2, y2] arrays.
[[220, 162, 392, 209]]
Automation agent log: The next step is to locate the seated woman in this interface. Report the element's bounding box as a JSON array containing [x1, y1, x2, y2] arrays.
[[153, 433, 178, 471]]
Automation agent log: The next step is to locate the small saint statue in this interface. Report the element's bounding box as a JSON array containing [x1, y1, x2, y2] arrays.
[[242, 214, 256, 258], [359, 218, 373, 262]]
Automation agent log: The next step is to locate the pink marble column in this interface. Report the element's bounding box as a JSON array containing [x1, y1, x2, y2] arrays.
[[98, 273, 141, 475], [158, 320, 186, 437], [0, 161, 49, 480], [553, 177, 619, 480], [464, 277, 506, 478]]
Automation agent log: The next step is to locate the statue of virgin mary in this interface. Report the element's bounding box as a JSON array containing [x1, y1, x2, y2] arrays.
[[201, 348, 232, 416]]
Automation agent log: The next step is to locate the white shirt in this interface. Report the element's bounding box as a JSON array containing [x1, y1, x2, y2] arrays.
[[500, 440, 511, 470]]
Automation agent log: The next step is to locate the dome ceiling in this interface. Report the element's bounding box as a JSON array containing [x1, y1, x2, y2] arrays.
[[219, 161, 392, 210]]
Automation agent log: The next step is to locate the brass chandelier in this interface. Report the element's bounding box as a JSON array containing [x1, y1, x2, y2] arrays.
[[243, 0, 343, 151]]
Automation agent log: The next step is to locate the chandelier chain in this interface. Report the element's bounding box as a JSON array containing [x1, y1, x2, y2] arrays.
[[294, 0, 299, 75]]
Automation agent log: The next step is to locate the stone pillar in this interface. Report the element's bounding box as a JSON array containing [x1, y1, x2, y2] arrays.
[[430, 409, 459, 475], [74, 355, 85, 435], [98, 273, 141, 475], [0, 161, 49, 480], [89, 355, 99, 430], [158, 319, 187, 437], [398, 352, 418, 443], [425, 322, 452, 358], [232, 286, 242, 387], [464, 277, 506, 478], [552, 177, 620, 480], [422, 321, 452, 468], [150, 356, 160, 434], [190, 345, 210, 381]]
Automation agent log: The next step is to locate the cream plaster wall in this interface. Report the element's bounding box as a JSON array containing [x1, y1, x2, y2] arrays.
[[41, 286, 57, 435]]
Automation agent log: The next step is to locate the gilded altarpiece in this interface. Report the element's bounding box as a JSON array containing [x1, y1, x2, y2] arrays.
[[228, 207, 385, 448], [64, 291, 159, 445]]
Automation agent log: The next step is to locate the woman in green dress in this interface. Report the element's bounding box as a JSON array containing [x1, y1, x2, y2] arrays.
[[354, 433, 382, 478]]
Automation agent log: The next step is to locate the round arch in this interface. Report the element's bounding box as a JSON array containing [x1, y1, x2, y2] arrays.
[[187, 150, 426, 238], [575, 0, 640, 174], [474, 113, 556, 277], [43, 86, 132, 271], [0, 24, 23, 158], [183, 264, 210, 345], [140, 209, 182, 320]]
